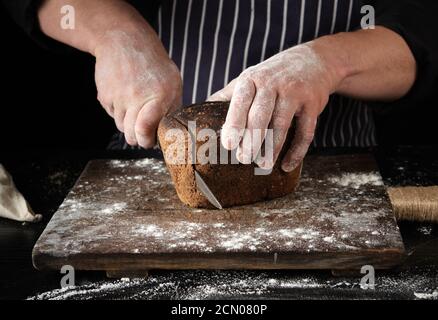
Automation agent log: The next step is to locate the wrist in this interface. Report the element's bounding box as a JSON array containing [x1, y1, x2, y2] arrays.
[[37, 0, 151, 55], [92, 21, 153, 57], [307, 33, 357, 94], [90, 9, 155, 57]]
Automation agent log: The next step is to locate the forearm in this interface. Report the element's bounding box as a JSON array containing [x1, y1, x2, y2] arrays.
[[38, 0, 156, 55], [310, 26, 417, 101]]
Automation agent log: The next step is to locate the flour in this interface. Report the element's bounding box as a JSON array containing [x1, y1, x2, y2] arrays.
[[28, 266, 438, 300], [414, 291, 438, 300], [48, 171, 69, 186], [133, 158, 166, 171], [109, 160, 129, 168], [101, 203, 127, 214], [221, 233, 263, 251], [213, 223, 225, 228], [323, 236, 335, 243], [129, 218, 355, 253], [125, 175, 145, 181], [109, 158, 166, 173], [27, 272, 322, 300], [417, 226, 433, 235], [134, 224, 164, 237], [328, 172, 384, 189]]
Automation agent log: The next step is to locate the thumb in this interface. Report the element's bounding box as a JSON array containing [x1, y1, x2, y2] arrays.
[[134, 98, 169, 149]]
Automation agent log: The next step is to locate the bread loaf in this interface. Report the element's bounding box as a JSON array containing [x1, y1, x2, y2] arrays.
[[157, 101, 302, 208]]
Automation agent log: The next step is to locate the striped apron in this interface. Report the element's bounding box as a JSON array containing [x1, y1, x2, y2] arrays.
[[111, 0, 377, 149]]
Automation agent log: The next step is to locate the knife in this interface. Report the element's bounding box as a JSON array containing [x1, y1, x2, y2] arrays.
[[194, 170, 223, 210], [158, 137, 223, 209]]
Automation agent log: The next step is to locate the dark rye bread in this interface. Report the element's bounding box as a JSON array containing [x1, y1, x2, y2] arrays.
[[157, 101, 302, 208]]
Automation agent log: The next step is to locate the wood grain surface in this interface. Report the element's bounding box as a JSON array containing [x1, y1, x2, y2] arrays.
[[32, 154, 405, 273]]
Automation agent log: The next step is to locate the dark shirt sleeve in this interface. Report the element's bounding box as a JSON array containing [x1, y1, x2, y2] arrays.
[[1, 0, 74, 52], [369, 0, 438, 109], [1, 0, 160, 53]]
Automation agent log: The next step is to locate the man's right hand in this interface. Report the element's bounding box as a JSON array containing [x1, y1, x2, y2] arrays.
[[94, 29, 182, 148], [38, 0, 182, 149]]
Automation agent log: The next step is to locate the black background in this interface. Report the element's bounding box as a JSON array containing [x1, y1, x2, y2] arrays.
[[0, 5, 115, 151]]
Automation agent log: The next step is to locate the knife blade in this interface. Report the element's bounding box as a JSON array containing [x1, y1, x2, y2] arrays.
[[194, 170, 223, 210]]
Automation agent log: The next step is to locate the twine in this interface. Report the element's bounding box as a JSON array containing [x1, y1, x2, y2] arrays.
[[387, 186, 438, 222]]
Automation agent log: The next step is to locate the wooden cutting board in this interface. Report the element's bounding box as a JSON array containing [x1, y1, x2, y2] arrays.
[[32, 154, 405, 275]]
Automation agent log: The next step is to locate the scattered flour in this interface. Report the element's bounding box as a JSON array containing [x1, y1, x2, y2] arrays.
[[417, 226, 433, 235], [27, 273, 324, 300], [101, 203, 127, 214], [48, 171, 69, 186], [328, 172, 384, 189], [414, 290, 438, 300], [109, 158, 166, 172], [27, 267, 438, 300], [133, 158, 167, 172], [109, 160, 129, 168], [323, 236, 335, 243]]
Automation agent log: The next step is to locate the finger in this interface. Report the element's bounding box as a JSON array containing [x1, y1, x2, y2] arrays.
[[97, 93, 114, 117], [114, 108, 126, 133], [238, 88, 276, 163], [207, 78, 237, 102], [123, 104, 144, 146], [101, 103, 115, 118], [255, 98, 297, 169], [221, 78, 256, 150], [281, 110, 317, 172], [135, 98, 167, 149]]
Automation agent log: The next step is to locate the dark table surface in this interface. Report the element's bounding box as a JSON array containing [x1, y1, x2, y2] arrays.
[[1, 146, 437, 300]]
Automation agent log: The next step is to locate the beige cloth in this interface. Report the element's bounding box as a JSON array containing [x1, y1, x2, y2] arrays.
[[0, 164, 42, 222]]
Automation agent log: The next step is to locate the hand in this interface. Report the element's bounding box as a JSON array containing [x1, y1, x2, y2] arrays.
[[94, 29, 182, 148], [209, 44, 344, 172]]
